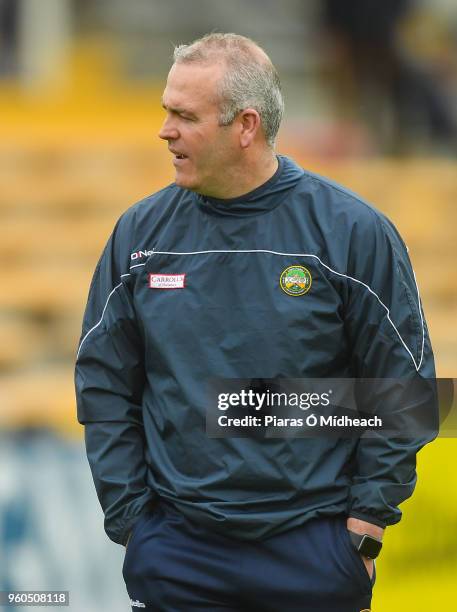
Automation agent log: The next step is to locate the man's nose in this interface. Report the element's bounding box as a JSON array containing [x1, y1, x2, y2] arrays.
[[158, 117, 179, 141]]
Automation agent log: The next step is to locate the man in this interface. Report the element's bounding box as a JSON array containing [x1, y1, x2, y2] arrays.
[[75, 33, 436, 612]]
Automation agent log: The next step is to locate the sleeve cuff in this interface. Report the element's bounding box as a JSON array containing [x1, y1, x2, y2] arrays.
[[119, 511, 150, 546], [348, 510, 387, 529]]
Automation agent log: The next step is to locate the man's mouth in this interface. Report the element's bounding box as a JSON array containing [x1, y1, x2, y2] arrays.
[[170, 149, 188, 160]]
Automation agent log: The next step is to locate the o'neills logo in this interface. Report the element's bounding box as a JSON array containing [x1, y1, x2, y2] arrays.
[[131, 249, 154, 261], [280, 265, 312, 296], [149, 273, 186, 289]]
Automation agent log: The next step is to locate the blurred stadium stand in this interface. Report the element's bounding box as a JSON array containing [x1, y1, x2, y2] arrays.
[[0, 431, 130, 611], [1, 1, 456, 610]]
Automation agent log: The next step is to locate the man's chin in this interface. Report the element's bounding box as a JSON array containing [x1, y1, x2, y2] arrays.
[[174, 172, 200, 192]]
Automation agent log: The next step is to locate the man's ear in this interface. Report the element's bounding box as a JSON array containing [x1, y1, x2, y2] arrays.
[[239, 109, 262, 148]]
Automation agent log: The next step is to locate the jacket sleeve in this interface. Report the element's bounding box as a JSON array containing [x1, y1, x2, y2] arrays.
[[343, 209, 438, 528], [75, 214, 157, 545]]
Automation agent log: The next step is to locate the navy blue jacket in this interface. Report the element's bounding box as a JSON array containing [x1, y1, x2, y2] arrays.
[[75, 156, 436, 545]]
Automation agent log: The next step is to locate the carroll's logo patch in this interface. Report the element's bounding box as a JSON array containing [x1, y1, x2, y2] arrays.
[[149, 273, 186, 289], [280, 265, 312, 296]]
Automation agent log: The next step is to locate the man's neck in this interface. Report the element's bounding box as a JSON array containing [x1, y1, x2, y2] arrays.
[[203, 151, 279, 200]]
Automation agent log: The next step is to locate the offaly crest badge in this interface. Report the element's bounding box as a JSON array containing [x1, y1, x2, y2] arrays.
[[280, 265, 312, 296]]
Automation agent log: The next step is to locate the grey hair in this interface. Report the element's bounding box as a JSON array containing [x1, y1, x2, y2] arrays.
[[173, 33, 284, 148]]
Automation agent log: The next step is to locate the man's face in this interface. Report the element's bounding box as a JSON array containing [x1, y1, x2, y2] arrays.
[[159, 62, 240, 196]]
